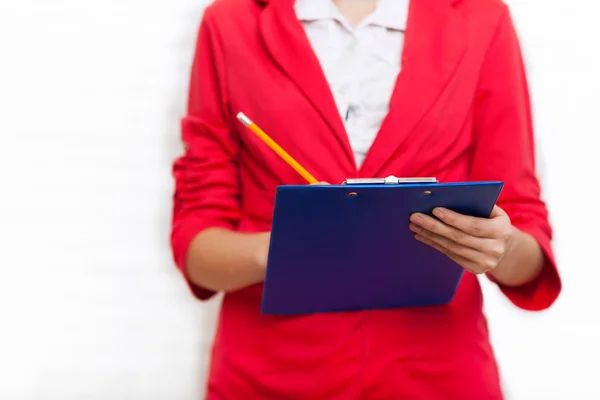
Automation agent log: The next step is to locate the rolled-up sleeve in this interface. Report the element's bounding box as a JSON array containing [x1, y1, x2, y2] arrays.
[[469, 7, 561, 311], [171, 10, 240, 300]]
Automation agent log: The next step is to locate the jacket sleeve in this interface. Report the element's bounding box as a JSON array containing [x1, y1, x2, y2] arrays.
[[469, 7, 561, 311], [170, 10, 241, 300]]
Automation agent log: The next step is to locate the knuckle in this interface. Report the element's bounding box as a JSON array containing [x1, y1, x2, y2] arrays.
[[417, 227, 429, 238], [472, 265, 485, 275], [420, 236, 433, 247], [446, 240, 462, 254], [433, 243, 447, 255], [431, 239, 445, 251], [491, 219, 512, 239], [471, 266, 484, 275], [489, 242, 506, 259], [423, 218, 436, 231], [470, 221, 484, 236], [450, 229, 467, 243], [500, 227, 513, 241], [483, 258, 497, 271], [467, 262, 484, 274], [437, 244, 449, 255], [442, 212, 455, 224]]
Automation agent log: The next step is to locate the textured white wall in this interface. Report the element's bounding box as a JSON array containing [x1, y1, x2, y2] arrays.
[[0, 0, 598, 399], [0, 1, 219, 399]]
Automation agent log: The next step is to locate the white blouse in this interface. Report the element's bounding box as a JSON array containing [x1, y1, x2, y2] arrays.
[[295, 0, 409, 167]]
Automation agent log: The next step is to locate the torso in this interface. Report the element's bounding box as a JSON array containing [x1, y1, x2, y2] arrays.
[[201, 0, 508, 398]]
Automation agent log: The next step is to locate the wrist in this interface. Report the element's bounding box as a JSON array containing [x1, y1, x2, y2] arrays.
[[487, 226, 519, 282], [488, 227, 544, 287]]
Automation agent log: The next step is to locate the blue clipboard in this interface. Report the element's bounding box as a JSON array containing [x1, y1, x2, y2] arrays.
[[261, 177, 503, 315]]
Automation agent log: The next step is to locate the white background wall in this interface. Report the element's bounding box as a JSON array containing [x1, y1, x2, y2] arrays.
[[0, 0, 597, 399]]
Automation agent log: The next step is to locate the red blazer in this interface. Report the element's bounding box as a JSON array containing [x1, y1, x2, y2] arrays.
[[171, 0, 561, 398]]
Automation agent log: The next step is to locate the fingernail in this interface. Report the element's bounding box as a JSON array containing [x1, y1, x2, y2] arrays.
[[433, 208, 444, 219], [411, 214, 424, 224]]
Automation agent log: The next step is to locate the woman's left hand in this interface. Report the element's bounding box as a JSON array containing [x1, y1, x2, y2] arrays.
[[409, 206, 514, 274]]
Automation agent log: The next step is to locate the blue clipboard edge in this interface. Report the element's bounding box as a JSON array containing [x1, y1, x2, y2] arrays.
[[262, 181, 504, 314], [274, 180, 503, 192]]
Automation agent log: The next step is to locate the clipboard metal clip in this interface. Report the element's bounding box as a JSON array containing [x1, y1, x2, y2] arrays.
[[343, 176, 438, 185]]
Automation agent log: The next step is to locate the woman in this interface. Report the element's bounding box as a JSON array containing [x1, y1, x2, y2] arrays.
[[171, 0, 561, 398]]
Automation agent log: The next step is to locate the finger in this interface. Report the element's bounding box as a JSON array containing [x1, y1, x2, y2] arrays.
[[409, 214, 509, 262], [430, 207, 510, 239], [410, 223, 483, 262], [311, 181, 330, 185], [410, 213, 486, 249], [414, 233, 485, 274], [489, 205, 508, 218]]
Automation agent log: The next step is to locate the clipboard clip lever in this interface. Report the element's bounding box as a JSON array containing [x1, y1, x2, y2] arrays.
[[342, 176, 438, 185]]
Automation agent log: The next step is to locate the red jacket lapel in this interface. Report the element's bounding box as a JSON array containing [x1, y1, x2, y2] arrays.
[[360, 0, 468, 178], [259, 0, 355, 169]]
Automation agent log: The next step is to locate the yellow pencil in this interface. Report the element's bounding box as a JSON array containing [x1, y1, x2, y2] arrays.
[[236, 112, 319, 184]]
